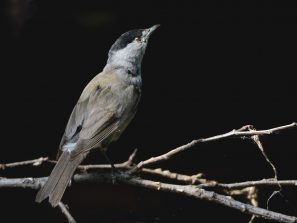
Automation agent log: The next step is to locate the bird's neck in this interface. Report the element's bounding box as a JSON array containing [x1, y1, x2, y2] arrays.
[[105, 57, 142, 77], [103, 58, 142, 88], [106, 46, 145, 76]]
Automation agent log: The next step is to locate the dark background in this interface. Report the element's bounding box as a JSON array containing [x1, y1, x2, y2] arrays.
[[0, 0, 297, 222]]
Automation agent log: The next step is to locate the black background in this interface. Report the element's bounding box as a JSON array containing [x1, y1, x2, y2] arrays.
[[0, 0, 297, 222]]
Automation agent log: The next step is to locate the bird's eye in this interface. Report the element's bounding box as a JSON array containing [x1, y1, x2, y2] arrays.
[[135, 37, 141, 42]]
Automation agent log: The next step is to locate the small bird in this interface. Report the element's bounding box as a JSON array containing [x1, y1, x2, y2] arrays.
[[35, 25, 159, 207]]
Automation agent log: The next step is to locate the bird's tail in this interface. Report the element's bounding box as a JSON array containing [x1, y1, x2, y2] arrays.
[[35, 151, 83, 207]]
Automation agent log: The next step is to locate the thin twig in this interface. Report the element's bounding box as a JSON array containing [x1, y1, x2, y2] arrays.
[[141, 168, 207, 184], [0, 150, 136, 172], [199, 179, 297, 189], [58, 202, 77, 223], [0, 157, 48, 170], [131, 122, 297, 172], [249, 215, 257, 223], [248, 125, 281, 210]]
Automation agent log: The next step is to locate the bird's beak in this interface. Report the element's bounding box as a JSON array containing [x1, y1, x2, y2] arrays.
[[143, 24, 160, 41]]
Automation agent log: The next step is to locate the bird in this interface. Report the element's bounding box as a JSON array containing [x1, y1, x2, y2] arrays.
[[35, 25, 159, 207]]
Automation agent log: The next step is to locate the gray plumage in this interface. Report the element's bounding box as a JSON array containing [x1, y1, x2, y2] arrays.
[[35, 25, 159, 207]]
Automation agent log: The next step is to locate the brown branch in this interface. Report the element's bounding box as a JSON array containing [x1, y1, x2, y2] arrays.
[[76, 151, 210, 185], [225, 186, 259, 207], [0, 157, 48, 170], [131, 122, 297, 171], [0, 151, 210, 185], [58, 202, 77, 223], [200, 179, 297, 189], [247, 125, 281, 210], [0, 174, 296, 223], [77, 149, 138, 171], [116, 177, 297, 223], [141, 168, 207, 184], [0, 150, 138, 172]]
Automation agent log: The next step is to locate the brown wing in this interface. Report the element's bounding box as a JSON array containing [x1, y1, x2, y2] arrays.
[[66, 81, 123, 159], [57, 98, 89, 159], [70, 117, 119, 159], [58, 73, 115, 155], [69, 83, 122, 158]]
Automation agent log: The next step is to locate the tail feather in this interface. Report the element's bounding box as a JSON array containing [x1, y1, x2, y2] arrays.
[[48, 157, 82, 206], [35, 151, 83, 207]]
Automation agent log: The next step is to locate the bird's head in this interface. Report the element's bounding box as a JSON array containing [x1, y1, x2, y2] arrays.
[[107, 25, 159, 68]]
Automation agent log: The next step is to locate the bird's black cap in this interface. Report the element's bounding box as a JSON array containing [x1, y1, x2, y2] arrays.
[[110, 29, 143, 52]]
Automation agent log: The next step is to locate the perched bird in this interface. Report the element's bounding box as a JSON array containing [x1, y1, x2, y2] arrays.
[[35, 25, 159, 207]]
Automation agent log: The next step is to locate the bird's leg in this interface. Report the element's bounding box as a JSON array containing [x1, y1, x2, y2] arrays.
[[101, 150, 117, 184], [102, 151, 115, 170]]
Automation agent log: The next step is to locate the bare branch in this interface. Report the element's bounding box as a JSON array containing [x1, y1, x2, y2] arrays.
[[73, 173, 297, 223], [247, 125, 281, 209], [0, 157, 48, 170], [249, 215, 257, 223], [0, 176, 46, 189], [1, 123, 295, 173], [77, 149, 138, 171], [0, 151, 208, 185], [1, 174, 296, 223], [226, 186, 259, 206], [200, 179, 297, 189], [58, 202, 77, 223], [141, 168, 207, 184], [118, 178, 297, 223], [132, 122, 297, 171], [0, 149, 138, 172], [0, 123, 296, 222]]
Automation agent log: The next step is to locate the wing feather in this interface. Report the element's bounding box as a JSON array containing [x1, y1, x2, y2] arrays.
[[58, 77, 121, 158]]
